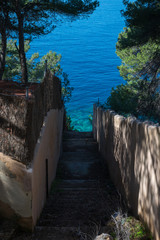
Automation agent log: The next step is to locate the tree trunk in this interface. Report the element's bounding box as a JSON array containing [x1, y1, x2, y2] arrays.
[[17, 12, 28, 84], [0, 24, 7, 80]]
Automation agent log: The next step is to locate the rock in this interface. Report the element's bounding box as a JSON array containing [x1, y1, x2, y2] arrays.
[[94, 233, 113, 240]]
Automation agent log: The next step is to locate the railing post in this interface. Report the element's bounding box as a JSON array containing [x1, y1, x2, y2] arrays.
[[44, 60, 48, 76], [26, 86, 29, 99], [46, 158, 49, 198]]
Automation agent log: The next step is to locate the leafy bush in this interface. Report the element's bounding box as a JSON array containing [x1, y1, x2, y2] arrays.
[[64, 112, 76, 131], [61, 72, 74, 103], [106, 81, 160, 123], [3, 39, 73, 103], [106, 84, 138, 116], [3, 39, 62, 81], [111, 28, 160, 123]]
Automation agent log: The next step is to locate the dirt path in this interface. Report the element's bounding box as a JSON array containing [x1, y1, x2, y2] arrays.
[[8, 131, 123, 240]]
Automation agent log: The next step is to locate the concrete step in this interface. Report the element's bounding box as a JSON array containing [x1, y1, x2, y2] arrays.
[[43, 191, 101, 206], [0, 219, 17, 240], [63, 138, 95, 142], [62, 153, 100, 163], [62, 151, 100, 160], [11, 227, 76, 240], [57, 179, 98, 189], [11, 226, 110, 240], [63, 131, 93, 139], [33, 226, 104, 240], [63, 139, 98, 152], [57, 160, 100, 179]]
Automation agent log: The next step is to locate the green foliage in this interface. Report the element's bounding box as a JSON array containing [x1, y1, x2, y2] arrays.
[[61, 72, 74, 103], [107, 81, 160, 121], [116, 30, 160, 82], [106, 84, 138, 116], [3, 39, 73, 103], [109, 25, 160, 121], [111, 211, 130, 240], [64, 114, 75, 131], [0, 0, 99, 83], [88, 114, 93, 124], [3, 39, 30, 80], [54, 0, 99, 15], [107, 213, 153, 240], [3, 40, 61, 81], [28, 50, 62, 82], [121, 0, 160, 46], [126, 216, 153, 240]]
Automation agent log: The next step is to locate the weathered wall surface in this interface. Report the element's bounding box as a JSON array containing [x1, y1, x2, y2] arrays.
[[32, 108, 64, 226], [93, 104, 160, 240], [0, 153, 32, 229], [0, 72, 64, 230], [0, 94, 32, 164], [0, 108, 63, 230], [0, 72, 62, 165]]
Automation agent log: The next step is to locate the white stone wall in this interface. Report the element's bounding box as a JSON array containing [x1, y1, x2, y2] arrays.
[[93, 104, 160, 240], [0, 108, 64, 230], [32, 108, 64, 227]]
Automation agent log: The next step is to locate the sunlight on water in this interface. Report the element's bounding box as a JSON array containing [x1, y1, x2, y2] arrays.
[[67, 105, 93, 131]]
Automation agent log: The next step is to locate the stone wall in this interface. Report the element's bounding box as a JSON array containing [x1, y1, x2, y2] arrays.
[[0, 71, 62, 165], [0, 72, 64, 230], [32, 108, 64, 227], [0, 153, 32, 229], [93, 104, 160, 240], [0, 94, 31, 164]]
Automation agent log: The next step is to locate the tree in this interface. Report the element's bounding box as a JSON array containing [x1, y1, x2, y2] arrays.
[[0, 1, 16, 80], [10, 0, 57, 84], [4, 39, 73, 102], [0, 1, 7, 80], [0, 0, 99, 83], [107, 0, 160, 121], [113, 38, 160, 120], [4, 39, 62, 81], [120, 0, 160, 48], [116, 30, 160, 83], [114, 29, 160, 119], [106, 83, 138, 116]]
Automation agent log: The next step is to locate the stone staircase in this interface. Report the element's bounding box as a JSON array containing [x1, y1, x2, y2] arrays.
[[10, 131, 122, 240], [0, 219, 17, 240]]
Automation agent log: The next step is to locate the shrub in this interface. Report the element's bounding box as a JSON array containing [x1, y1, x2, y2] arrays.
[[106, 84, 138, 116]]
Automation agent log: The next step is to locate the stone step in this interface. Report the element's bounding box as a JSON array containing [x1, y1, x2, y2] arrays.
[[57, 179, 98, 189], [0, 219, 17, 240], [63, 138, 95, 142], [63, 139, 98, 152], [62, 152, 100, 162], [41, 191, 101, 209], [38, 219, 89, 228], [11, 227, 76, 240], [63, 131, 93, 139], [57, 161, 99, 180], [11, 226, 110, 240], [33, 226, 104, 240], [42, 192, 101, 207], [62, 151, 100, 159]]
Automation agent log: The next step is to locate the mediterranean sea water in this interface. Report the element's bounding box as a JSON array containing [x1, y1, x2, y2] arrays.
[[29, 0, 125, 131]]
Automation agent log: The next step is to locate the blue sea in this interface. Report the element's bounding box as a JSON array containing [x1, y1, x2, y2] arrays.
[[29, 0, 125, 131]]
